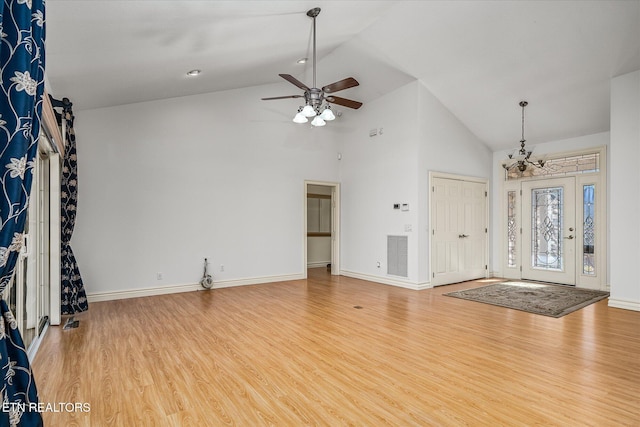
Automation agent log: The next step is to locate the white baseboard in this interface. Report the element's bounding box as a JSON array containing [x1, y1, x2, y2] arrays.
[[27, 322, 48, 361], [87, 273, 305, 303], [307, 261, 331, 268], [608, 298, 640, 312], [340, 270, 431, 290], [211, 273, 305, 289]]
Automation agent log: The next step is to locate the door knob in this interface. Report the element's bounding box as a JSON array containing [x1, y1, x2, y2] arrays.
[[564, 235, 574, 239], [458, 234, 469, 238]]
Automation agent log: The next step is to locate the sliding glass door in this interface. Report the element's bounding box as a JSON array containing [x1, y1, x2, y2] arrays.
[[3, 134, 59, 357]]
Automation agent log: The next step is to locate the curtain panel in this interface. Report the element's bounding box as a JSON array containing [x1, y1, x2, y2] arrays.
[[60, 102, 88, 315], [0, 0, 46, 425]]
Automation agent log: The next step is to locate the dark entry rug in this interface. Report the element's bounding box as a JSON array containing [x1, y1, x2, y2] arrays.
[[444, 281, 609, 318]]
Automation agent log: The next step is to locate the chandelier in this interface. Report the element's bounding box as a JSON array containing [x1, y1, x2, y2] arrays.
[[502, 101, 546, 172]]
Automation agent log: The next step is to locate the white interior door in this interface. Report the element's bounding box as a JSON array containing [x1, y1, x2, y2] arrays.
[[431, 176, 487, 285], [522, 177, 576, 284]]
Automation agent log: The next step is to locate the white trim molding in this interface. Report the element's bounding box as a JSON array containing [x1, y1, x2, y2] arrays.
[[341, 270, 431, 291], [304, 180, 341, 278], [27, 323, 49, 361], [307, 261, 330, 268], [87, 273, 305, 303], [608, 298, 640, 312]]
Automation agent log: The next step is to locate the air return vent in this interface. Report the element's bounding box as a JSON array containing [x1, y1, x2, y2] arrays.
[[387, 235, 408, 277]]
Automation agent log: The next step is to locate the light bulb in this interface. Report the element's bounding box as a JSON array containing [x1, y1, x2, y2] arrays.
[[293, 112, 308, 123], [320, 106, 335, 121], [301, 105, 317, 117], [311, 116, 326, 127]]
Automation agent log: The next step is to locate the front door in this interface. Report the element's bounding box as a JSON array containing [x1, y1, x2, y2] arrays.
[[521, 177, 576, 284]]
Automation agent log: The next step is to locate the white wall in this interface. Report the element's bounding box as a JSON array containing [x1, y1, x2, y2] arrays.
[[490, 132, 609, 278], [609, 70, 640, 310], [307, 236, 331, 267], [73, 78, 492, 297], [339, 81, 420, 285], [73, 83, 342, 296], [416, 82, 492, 283], [339, 80, 491, 287]]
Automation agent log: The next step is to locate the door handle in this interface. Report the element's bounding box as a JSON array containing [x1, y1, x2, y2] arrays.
[[458, 234, 469, 238], [564, 235, 574, 240]]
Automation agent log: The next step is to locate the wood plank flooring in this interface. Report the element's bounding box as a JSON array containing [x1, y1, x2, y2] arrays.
[[32, 269, 640, 426]]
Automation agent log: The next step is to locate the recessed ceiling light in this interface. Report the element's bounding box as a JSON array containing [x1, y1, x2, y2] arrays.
[[186, 69, 201, 77], [296, 58, 308, 64]]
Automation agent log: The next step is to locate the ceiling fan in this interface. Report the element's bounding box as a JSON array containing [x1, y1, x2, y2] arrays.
[[261, 7, 363, 126]]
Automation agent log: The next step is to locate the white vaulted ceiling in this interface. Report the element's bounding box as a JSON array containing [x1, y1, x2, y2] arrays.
[[45, 0, 640, 150]]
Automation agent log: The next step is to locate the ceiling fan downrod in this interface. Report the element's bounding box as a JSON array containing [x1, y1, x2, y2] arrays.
[[307, 7, 321, 90]]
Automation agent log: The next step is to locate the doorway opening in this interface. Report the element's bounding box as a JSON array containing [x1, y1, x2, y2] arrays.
[[304, 181, 340, 277]]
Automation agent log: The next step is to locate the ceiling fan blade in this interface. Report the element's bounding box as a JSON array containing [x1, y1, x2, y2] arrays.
[[262, 95, 304, 101], [279, 74, 310, 91], [325, 96, 363, 110], [322, 77, 359, 94]]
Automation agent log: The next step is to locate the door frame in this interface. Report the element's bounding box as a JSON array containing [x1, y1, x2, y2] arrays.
[[429, 171, 489, 286], [499, 146, 608, 290], [304, 180, 340, 277]]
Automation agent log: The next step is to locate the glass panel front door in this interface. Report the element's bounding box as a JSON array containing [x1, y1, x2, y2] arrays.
[[531, 186, 564, 270], [522, 177, 576, 285]]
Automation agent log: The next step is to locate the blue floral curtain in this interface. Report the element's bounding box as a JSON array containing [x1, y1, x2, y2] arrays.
[[0, 0, 45, 425], [60, 100, 88, 315]]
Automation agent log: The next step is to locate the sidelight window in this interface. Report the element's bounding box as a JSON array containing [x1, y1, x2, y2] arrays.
[[507, 191, 517, 268], [583, 185, 596, 275]]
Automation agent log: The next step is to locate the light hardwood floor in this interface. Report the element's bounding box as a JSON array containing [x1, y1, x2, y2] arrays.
[[32, 269, 640, 426]]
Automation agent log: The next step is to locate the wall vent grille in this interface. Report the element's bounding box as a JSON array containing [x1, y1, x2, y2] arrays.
[[387, 235, 408, 277]]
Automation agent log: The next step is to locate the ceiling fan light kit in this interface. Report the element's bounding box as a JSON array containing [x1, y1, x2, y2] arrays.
[[301, 104, 317, 117], [311, 116, 326, 127], [502, 101, 546, 173], [261, 7, 363, 127], [293, 107, 308, 123], [320, 105, 336, 121]]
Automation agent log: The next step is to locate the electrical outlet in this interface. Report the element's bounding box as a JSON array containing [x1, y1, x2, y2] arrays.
[[220, 265, 224, 272], [156, 272, 163, 280]]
